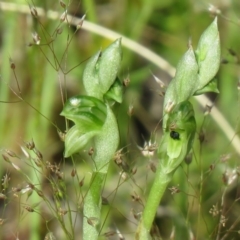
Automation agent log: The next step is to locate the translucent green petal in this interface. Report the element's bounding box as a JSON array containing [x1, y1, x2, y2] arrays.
[[195, 17, 221, 90], [60, 95, 107, 127], [64, 125, 100, 157], [104, 77, 123, 103]]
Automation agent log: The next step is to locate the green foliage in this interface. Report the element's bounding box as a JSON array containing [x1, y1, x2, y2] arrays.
[[159, 101, 196, 174], [61, 39, 122, 239], [61, 96, 107, 157], [163, 17, 220, 129], [83, 39, 122, 100], [1, 1, 240, 240], [61, 39, 122, 160], [137, 17, 221, 239]]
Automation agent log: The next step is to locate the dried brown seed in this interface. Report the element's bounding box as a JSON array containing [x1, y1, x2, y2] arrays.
[[29, 5, 38, 18], [34, 148, 43, 160], [199, 130, 205, 143], [79, 177, 85, 187], [59, 0, 66, 8], [25, 139, 35, 150], [149, 162, 156, 173], [58, 208, 67, 216], [2, 174, 10, 190], [2, 154, 10, 163], [103, 231, 116, 237], [34, 158, 42, 167], [71, 169, 76, 177], [101, 196, 109, 205], [32, 32, 41, 45], [123, 75, 130, 87], [60, 10, 67, 22], [44, 232, 56, 240], [87, 217, 99, 227], [5, 149, 17, 158], [9, 58, 15, 69], [56, 27, 63, 35], [24, 206, 34, 212], [0, 193, 7, 200], [88, 147, 94, 156], [57, 129, 65, 141], [36, 190, 44, 198], [168, 186, 180, 195], [131, 167, 137, 175], [77, 15, 85, 29]]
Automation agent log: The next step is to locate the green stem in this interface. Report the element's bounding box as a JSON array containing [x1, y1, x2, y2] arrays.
[[136, 101, 196, 239], [83, 172, 105, 239], [136, 166, 172, 239], [83, 104, 119, 239]]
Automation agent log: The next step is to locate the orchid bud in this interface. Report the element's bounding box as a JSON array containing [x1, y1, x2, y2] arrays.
[[83, 39, 122, 100], [195, 17, 220, 91]]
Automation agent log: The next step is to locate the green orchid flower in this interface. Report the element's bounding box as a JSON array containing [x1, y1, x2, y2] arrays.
[[163, 17, 220, 130], [136, 18, 221, 239], [159, 101, 196, 175], [61, 38, 122, 240]]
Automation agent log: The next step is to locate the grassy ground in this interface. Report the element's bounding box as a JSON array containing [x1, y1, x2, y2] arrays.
[[0, 0, 240, 239]]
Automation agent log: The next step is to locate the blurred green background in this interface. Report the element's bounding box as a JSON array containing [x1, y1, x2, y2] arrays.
[[0, 0, 240, 239]]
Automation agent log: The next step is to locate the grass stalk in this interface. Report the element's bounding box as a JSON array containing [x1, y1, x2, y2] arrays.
[[0, 10, 18, 166]]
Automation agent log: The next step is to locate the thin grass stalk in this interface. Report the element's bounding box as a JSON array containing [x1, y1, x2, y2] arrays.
[[26, 16, 72, 239], [0, 10, 23, 239], [0, 11, 18, 175], [25, 41, 48, 240], [82, 0, 97, 23]]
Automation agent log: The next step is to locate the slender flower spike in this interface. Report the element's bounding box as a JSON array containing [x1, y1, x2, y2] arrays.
[[60, 39, 122, 239], [136, 18, 220, 240], [163, 17, 220, 129]]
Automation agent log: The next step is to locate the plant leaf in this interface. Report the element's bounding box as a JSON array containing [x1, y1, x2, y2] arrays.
[[195, 17, 221, 91], [104, 77, 123, 104], [60, 95, 107, 129], [194, 78, 219, 95], [83, 39, 122, 100], [64, 125, 100, 157]]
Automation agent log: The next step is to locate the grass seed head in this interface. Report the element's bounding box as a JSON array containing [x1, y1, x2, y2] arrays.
[[2, 154, 10, 163], [79, 177, 85, 187], [29, 5, 38, 18], [0, 193, 7, 200], [5, 149, 17, 158], [25, 139, 35, 150], [2, 174, 10, 191], [59, 0, 66, 8]]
